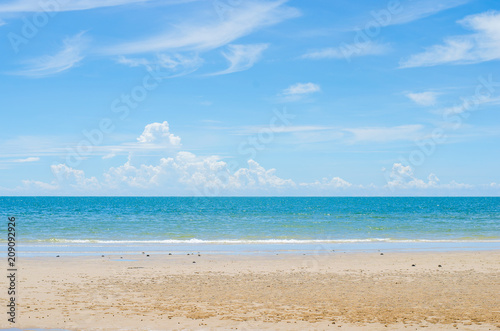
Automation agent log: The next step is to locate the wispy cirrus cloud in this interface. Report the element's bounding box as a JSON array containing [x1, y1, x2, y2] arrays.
[[383, 0, 470, 26], [301, 41, 389, 60], [236, 123, 425, 144], [345, 125, 425, 143], [13, 157, 40, 163], [101, 0, 299, 55], [14, 32, 89, 77], [0, 0, 195, 13], [116, 53, 203, 77], [400, 10, 500, 68], [439, 95, 500, 116], [236, 125, 331, 135], [283, 82, 320, 95], [208, 43, 268, 75]]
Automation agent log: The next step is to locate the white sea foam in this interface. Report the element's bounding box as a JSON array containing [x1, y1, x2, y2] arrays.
[[26, 238, 500, 244]]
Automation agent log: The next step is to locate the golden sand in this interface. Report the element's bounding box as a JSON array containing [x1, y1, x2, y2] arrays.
[[3, 250, 500, 330]]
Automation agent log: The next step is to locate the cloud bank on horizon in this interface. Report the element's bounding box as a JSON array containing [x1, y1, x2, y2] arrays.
[[1, 0, 499, 196], [14, 121, 496, 196]]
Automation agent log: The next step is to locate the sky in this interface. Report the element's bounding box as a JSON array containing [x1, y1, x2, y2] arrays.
[[0, 0, 499, 196]]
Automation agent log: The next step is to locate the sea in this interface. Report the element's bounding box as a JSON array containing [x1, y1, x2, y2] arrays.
[[2, 197, 500, 256]]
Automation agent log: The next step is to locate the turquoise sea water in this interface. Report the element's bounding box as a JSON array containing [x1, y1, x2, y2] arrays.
[[2, 197, 500, 255]]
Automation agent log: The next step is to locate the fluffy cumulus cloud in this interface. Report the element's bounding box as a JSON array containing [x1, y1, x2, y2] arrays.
[[400, 10, 500, 68], [73, 152, 296, 195], [51, 164, 101, 189], [22, 163, 100, 193], [102, 153, 297, 194], [18, 121, 298, 195], [384, 163, 474, 192], [232, 160, 295, 190], [137, 121, 181, 146], [386, 163, 439, 189]]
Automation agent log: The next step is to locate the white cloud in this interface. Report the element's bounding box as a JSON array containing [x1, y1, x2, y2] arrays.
[[300, 177, 352, 189], [103, 159, 166, 189], [384, 163, 475, 191], [237, 124, 425, 144], [11, 122, 495, 196], [440, 95, 500, 116], [137, 121, 181, 146], [22, 164, 100, 193], [386, 163, 439, 189], [100, 153, 296, 194], [102, 153, 117, 160], [15, 32, 88, 77], [13, 156, 39, 163], [208, 43, 268, 75], [116, 53, 203, 77], [385, 0, 470, 26], [400, 10, 500, 68], [301, 41, 389, 60], [17, 120, 295, 194], [115, 56, 151, 68], [442, 180, 474, 189], [100, 121, 181, 159], [238, 125, 331, 135], [0, 135, 67, 159], [406, 91, 439, 106], [48, 163, 100, 191], [282, 82, 321, 95], [102, 0, 299, 55], [345, 125, 424, 143], [21, 180, 58, 191], [232, 159, 295, 190], [0, 0, 193, 13], [17, 128, 296, 194]]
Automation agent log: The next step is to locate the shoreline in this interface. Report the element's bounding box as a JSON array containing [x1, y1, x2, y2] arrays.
[[3, 250, 500, 330], [16, 240, 500, 257]]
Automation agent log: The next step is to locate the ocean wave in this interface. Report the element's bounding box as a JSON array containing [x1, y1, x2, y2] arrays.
[[14, 238, 500, 244]]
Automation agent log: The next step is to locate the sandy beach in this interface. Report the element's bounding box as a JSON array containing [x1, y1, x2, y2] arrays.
[[3, 250, 500, 330]]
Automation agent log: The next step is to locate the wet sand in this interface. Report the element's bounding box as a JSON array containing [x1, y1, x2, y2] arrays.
[[3, 250, 500, 330]]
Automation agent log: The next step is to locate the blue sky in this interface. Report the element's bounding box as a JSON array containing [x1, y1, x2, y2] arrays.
[[1, 0, 499, 196]]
